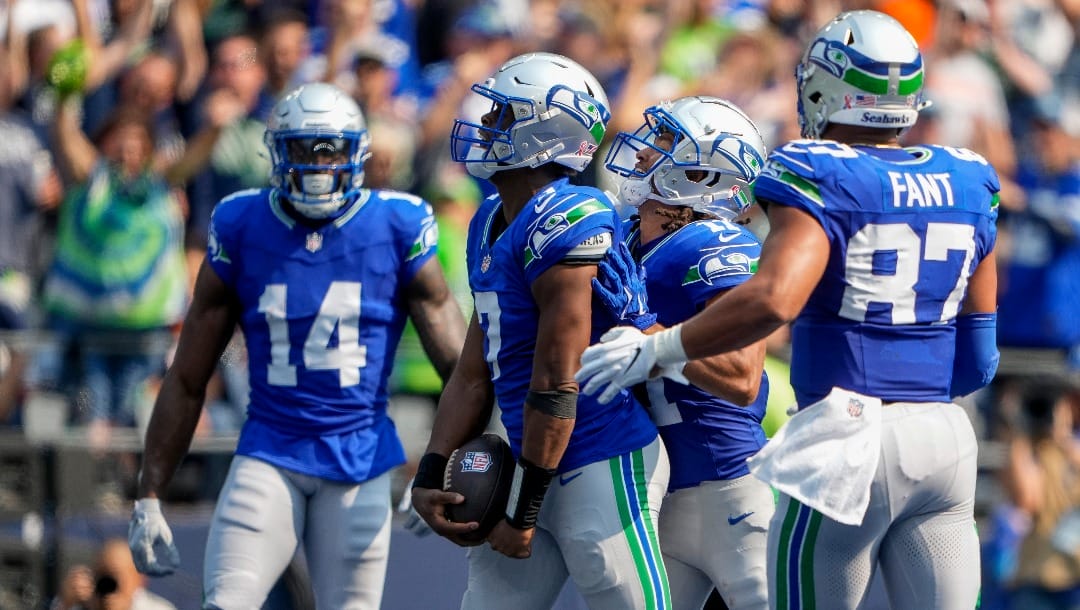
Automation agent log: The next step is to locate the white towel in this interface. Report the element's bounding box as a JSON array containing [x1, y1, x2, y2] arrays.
[[748, 387, 882, 526]]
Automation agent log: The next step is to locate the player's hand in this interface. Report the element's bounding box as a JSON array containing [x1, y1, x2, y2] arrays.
[[487, 520, 534, 559], [591, 242, 656, 332], [128, 498, 181, 576], [57, 564, 94, 607], [576, 326, 689, 403], [396, 480, 433, 537], [410, 486, 484, 547]]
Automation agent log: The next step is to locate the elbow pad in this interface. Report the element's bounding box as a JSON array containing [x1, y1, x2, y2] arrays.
[[951, 312, 999, 398]]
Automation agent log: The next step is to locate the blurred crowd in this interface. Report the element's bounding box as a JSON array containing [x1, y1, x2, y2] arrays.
[[0, 0, 1078, 608]]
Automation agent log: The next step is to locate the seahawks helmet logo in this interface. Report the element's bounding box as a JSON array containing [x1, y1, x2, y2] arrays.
[[548, 86, 608, 144], [807, 39, 851, 79]]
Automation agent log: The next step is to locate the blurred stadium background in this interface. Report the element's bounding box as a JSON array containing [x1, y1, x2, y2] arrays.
[[0, 0, 1078, 608]]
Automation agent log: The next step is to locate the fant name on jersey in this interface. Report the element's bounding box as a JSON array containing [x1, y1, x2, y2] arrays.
[[887, 171, 954, 208]]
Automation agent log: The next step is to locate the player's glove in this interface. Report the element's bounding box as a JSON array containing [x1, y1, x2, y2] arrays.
[[397, 478, 434, 537], [576, 325, 689, 404], [128, 498, 181, 576], [591, 241, 657, 332]]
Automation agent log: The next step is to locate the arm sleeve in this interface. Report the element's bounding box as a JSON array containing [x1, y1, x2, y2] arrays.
[[951, 312, 1000, 398]]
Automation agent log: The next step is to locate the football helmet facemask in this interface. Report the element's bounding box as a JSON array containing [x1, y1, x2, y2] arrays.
[[265, 82, 371, 219], [450, 52, 610, 179], [796, 9, 929, 139], [605, 96, 766, 220]]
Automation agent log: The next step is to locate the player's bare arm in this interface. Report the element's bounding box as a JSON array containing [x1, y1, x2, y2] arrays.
[[674, 287, 767, 405], [960, 249, 997, 315], [405, 257, 467, 384], [414, 314, 494, 545], [138, 260, 239, 498], [681, 204, 830, 360], [487, 262, 592, 559]]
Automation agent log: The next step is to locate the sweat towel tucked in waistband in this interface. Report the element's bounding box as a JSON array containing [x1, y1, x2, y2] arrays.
[[748, 387, 882, 526]]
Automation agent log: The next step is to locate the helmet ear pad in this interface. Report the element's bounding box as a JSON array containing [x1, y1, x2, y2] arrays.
[[265, 82, 371, 219], [796, 10, 926, 139]]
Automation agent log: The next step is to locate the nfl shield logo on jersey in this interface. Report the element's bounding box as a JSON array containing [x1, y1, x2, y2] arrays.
[[305, 232, 323, 253], [481, 255, 492, 273], [461, 451, 492, 473]]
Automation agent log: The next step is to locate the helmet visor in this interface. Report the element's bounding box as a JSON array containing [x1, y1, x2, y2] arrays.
[[283, 136, 353, 166]]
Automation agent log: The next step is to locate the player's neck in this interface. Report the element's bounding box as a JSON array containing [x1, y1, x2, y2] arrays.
[[824, 124, 902, 148], [490, 166, 569, 222], [638, 200, 672, 244]]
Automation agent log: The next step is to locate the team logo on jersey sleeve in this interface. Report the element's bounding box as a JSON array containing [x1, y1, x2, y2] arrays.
[[682, 245, 759, 286], [208, 227, 231, 264], [524, 199, 609, 268], [406, 216, 439, 261], [760, 160, 824, 208]]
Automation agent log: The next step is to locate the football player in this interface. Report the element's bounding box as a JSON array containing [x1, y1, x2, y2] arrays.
[[410, 52, 671, 610], [577, 11, 998, 609], [127, 82, 467, 609], [597, 95, 773, 610]]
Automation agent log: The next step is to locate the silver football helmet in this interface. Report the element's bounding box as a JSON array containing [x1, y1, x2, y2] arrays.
[[450, 52, 610, 179], [796, 10, 928, 139], [605, 96, 766, 220], [265, 82, 372, 219]]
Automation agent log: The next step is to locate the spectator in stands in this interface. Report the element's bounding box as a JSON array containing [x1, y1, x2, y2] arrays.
[[112, 52, 185, 171], [0, 42, 64, 423], [1001, 379, 1080, 610], [996, 94, 1080, 368], [259, 9, 310, 100], [925, 0, 1017, 179], [412, 4, 518, 202], [688, 26, 795, 150], [42, 99, 188, 449], [53, 537, 175, 610], [164, 0, 209, 104], [69, 0, 156, 138], [185, 32, 273, 255]]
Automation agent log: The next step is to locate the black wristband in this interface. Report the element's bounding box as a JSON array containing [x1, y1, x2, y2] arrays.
[[505, 456, 556, 530], [413, 452, 449, 490]]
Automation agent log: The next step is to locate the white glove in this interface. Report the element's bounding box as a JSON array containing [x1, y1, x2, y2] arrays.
[[128, 498, 180, 576], [576, 325, 690, 404], [396, 478, 433, 537]]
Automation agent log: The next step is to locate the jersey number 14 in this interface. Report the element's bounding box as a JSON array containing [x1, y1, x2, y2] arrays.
[[258, 281, 368, 387]]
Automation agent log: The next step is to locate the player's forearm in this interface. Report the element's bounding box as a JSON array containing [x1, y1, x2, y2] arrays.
[[413, 299, 467, 386], [137, 374, 205, 497], [426, 375, 493, 458], [681, 278, 790, 361], [519, 407, 574, 470], [684, 341, 766, 406]]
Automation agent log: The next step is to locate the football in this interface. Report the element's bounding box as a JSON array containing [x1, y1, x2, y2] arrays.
[[443, 433, 515, 541]]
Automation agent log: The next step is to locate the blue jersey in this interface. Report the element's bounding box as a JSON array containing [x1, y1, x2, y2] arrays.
[[206, 188, 439, 482], [626, 218, 768, 489], [753, 140, 999, 407], [466, 178, 657, 473]]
